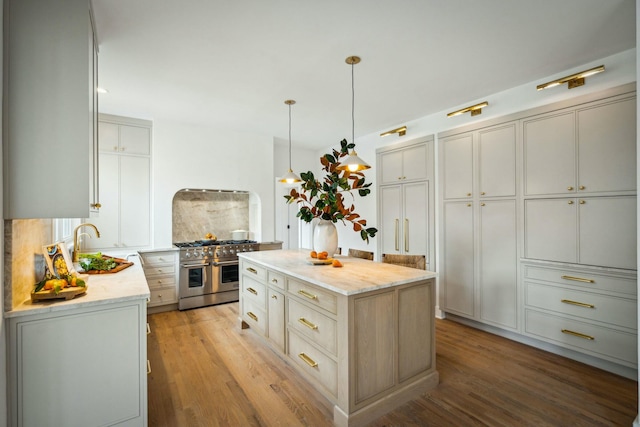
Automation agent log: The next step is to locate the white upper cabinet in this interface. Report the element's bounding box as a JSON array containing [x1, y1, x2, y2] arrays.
[[100, 117, 151, 155], [478, 124, 517, 198], [379, 143, 428, 184], [4, 0, 94, 218], [442, 134, 473, 199]]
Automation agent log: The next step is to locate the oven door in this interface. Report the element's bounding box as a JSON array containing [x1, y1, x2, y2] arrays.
[[211, 260, 240, 293], [179, 261, 212, 298]]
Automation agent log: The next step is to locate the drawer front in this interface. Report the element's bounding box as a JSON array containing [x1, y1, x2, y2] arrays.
[[288, 298, 337, 355], [288, 330, 337, 397], [525, 282, 637, 330], [268, 271, 285, 290], [149, 286, 177, 306], [144, 264, 175, 277], [288, 279, 338, 314], [524, 309, 637, 365], [146, 275, 176, 289], [523, 264, 636, 296], [242, 276, 266, 309], [241, 261, 267, 282], [242, 298, 266, 336], [143, 252, 176, 266]]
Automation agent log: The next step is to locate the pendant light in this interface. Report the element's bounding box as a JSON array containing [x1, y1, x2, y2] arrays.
[[279, 99, 302, 184], [337, 55, 371, 172]]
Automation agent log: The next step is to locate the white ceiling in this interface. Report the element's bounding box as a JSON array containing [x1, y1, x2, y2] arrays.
[[92, 0, 636, 149]]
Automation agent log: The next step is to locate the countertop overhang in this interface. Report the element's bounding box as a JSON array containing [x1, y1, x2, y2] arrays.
[[238, 249, 436, 296]]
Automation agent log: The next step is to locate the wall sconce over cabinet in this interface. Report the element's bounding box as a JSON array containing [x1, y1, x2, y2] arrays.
[[447, 101, 489, 118], [380, 126, 407, 137], [536, 65, 605, 91]]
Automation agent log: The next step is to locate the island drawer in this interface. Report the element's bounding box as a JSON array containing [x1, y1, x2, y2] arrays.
[[148, 286, 177, 306], [268, 271, 285, 290], [523, 264, 636, 296], [146, 274, 176, 290], [524, 309, 637, 365], [288, 298, 337, 356], [242, 299, 266, 336], [242, 276, 266, 309], [525, 282, 637, 330], [143, 264, 175, 277], [142, 252, 176, 266], [242, 261, 267, 282], [288, 330, 337, 397], [288, 279, 337, 314]]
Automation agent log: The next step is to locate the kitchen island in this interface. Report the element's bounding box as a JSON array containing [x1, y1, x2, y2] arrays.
[[5, 261, 150, 427], [238, 249, 438, 427]]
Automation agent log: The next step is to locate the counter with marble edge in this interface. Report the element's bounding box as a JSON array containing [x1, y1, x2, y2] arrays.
[[238, 248, 436, 295], [4, 260, 150, 319]]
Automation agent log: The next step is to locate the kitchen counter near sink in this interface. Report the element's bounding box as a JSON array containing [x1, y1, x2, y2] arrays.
[[4, 259, 150, 318]]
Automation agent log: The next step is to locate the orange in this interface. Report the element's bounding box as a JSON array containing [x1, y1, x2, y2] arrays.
[[318, 251, 329, 260], [310, 251, 318, 258], [332, 259, 343, 268]]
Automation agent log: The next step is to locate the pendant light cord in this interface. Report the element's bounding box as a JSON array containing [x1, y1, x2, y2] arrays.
[[351, 61, 355, 147], [288, 102, 292, 169]]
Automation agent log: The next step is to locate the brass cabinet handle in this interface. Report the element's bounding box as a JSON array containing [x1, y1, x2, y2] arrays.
[[579, 200, 586, 204], [481, 203, 486, 207], [395, 219, 399, 251], [298, 352, 318, 368], [467, 203, 472, 207], [271, 294, 277, 300], [147, 360, 151, 375], [481, 192, 486, 195], [404, 218, 409, 252], [146, 323, 151, 335], [466, 192, 472, 197], [298, 289, 318, 300], [561, 275, 595, 284], [247, 287, 258, 295], [561, 329, 594, 340], [90, 203, 102, 209], [579, 185, 585, 190], [567, 186, 574, 191], [247, 312, 258, 322], [561, 299, 595, 309], [298, 317, 318, 330], [271, 278, 278, 283], [247, 267, 257, 274], [568, 200, 574, 205]]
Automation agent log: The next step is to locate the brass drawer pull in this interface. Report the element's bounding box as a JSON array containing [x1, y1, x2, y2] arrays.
[[247, 267, 258, 274], [561, 329, 594, 340], [567, 186, 574, 191], [146, 323, 151, 335], [271, 278, 278, 283], [247, 287, 258, 295], [147, 360, 151, 375], [298, 317, 318, 330], [271, 294, 278, 300], [247, 312, 258, 322], [561, 299, 595, 309], [298, 352, 318, 368], [561, 275, 595, 284], [298, 289, 318, 300]]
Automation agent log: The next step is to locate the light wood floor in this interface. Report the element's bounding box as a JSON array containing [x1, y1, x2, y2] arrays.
[[147, 302, 637, 426]]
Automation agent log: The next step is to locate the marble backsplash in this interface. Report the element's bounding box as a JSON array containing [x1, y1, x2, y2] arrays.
[[172, 190, 251, 243], [4, 219, 52, 311]]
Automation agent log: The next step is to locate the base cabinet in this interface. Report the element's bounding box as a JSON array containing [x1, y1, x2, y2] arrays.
[[140, 250, 178, 309], [8, 300, 148, 427]]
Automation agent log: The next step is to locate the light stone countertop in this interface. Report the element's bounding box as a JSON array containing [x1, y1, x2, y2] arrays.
[[4, 260, 150, 319], [239, 249, 437, 296]]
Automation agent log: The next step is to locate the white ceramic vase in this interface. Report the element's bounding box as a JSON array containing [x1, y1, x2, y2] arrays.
[[313, 219, 339, 256]]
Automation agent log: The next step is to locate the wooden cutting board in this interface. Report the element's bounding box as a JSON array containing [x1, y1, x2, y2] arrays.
[[32, 285, 88, 302], [82, 256, 134, 274]]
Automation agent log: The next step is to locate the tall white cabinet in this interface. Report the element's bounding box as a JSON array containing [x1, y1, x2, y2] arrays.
[[85, 114, 152, 251], [377, 137, 435, 269], [439, 83, 637, 377]]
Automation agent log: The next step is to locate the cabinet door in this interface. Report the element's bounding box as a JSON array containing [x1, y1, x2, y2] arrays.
[[443, 134, 473, 199], [524, 198, 577, 263], [380, 185, 403, 255], [379, 150, 404, 184], [577, 98, 636, 193], [479, 200, 517, 329], [99, 122, 120, 153], [403, 182, 429, 256], [579, 196, 637, 270], [120, 156, 151, 248], [443, 201, 474, 316], [85, 154, 119, 250], [120, 125, 151, 155], [478, 123, 516, 197], [268, 288, 285, 352], [523, 112, 575, 196], [402, 143, 428, 181]]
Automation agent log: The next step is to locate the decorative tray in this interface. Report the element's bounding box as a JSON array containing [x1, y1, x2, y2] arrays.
[[306, 258, 334, 265]]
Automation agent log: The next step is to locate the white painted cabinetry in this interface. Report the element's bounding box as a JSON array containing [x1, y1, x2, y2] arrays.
[[140, 250, 179, 310], [377, 138, 435, 268], [4, 0, 97, 218], [8, 299, 148, 427], [85, 115, 152, 251]]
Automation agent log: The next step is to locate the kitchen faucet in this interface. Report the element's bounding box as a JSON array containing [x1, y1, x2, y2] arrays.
[[72, 223, 101, 262]]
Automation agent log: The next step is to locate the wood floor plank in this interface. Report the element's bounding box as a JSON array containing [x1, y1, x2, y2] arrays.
[[147, 303, 637, 426]]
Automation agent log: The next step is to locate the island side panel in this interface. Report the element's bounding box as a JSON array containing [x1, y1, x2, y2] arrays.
[[398, 279, 435, 381]]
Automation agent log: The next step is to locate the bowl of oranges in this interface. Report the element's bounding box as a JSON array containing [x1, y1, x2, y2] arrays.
[[308, 251, 343, 267]]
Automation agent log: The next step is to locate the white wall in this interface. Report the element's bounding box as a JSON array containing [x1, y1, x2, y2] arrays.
[[151, 120, 276, 248]]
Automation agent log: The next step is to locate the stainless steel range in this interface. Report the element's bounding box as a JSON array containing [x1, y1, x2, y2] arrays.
[[175, 239, 259, 310]]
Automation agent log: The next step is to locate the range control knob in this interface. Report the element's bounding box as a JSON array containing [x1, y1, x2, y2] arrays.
[[185, 252, 192, 258]]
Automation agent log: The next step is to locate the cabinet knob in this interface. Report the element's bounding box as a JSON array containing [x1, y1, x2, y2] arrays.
[[467, 203, 472, 207], [466, 193, 472, 197], [579, 200, 586, 204], [90, 203, 102, 209], [271, 294, 277, 300], [579, 185, 585, 190], [481, 203, 486, 206], [481, 192, 486, 196], [120, 147, 126, 151], [568, 200, 574, 205], [567, 186, 574, 191]]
